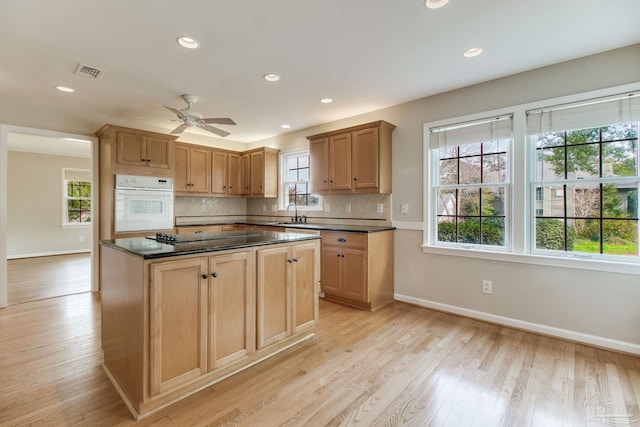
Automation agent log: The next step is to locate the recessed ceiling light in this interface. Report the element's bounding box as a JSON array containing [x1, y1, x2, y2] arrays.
[[177, 36, 200, 49], [463, 47, 483, 58], [56, 85, 75, 93], [264, 73, 280, 82], [281, 124, 291, 129], [320, 98, 333, 104], [425, 0, 449, 9]]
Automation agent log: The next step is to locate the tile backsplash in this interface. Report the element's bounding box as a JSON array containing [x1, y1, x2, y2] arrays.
[[175, 194, 391, 227]]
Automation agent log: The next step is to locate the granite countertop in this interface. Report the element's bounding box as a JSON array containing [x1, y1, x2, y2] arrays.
[[176, 220, 396, 233], [100, 230, 321, 259], [248, 221, 396, 233]]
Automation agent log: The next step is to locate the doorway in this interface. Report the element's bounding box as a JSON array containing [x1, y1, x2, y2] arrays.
[[0, 125, 98, 307]]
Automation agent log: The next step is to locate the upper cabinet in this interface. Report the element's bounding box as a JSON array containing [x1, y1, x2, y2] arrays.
[[245, 147, 279, 198], [175, 143, 211, 194], [96, 125, 176, 178], [307, 120, 395, 194]]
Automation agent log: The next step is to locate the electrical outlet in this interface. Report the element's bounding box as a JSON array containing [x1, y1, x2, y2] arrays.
[[78, 235, 84, 242], [482, 280, 492, 294], [201, 203, 207, 212], [271, 204, 277, 212], [346, 204, 352, 213], [324, 204, 330, 213], [377, 203, 384, 213], [401, 203, 409, 215]]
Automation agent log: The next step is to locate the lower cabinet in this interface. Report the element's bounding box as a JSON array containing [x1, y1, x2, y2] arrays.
[[320, 230, 394, 310], [149, 258, 208, 396], [256, 241, 319, 349], [149, 252, 254, 396], [100, 240, 319, 418]]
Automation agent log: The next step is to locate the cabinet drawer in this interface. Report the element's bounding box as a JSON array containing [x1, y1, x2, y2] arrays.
[[321, 231, 367, 249]]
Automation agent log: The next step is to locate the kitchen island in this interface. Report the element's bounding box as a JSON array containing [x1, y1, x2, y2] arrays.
[[100, 230, 320, 419]]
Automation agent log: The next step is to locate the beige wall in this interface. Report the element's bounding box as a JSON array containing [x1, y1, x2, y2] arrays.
[[7, 151, 92, 257], [252, 44, 640, 351]]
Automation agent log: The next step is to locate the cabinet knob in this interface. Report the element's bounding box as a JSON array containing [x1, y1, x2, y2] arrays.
[[336, 254, 340, 257], [337, 238, 346, 243], [287, 259, 293, 263], [353, 177, 358, 181], [293, 258, 298, 263], [202, 274, 208, 279], [212, 272, 218, 278]]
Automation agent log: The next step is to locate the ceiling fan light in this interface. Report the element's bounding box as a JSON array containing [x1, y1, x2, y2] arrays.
[[425, 0, 449, 9], [320, 97, 333, 104], [177, 36, 200, 49]]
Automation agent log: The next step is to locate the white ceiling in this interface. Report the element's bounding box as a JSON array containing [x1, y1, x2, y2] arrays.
[[1, 0, 639, 144]]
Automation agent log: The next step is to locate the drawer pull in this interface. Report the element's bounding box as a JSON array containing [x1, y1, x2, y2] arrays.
[[337, 238, 346, 243]]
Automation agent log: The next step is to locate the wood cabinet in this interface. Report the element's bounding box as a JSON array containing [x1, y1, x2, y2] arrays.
[[149, 258, 208, 396], [211, 150, 242, 196], [96, 124, 177, 240], [175, 143, 211, 194], [256, 241, 319, 349], [307, 120, 394, 194], [240, 153, 251, 195], [320, 230, 394, 310], [100, 238, 319, 418], [207, 251, 254, 371], [246, 148, 279, 197]]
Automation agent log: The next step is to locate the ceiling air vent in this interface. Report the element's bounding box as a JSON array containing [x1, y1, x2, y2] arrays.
[[75, 63, 105, 79]]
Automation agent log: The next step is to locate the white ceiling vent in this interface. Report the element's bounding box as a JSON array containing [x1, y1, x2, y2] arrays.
[[75, 63, 105, 79]]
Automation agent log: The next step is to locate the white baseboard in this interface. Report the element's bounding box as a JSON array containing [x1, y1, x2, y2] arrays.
[[7, 249, 91, 259], [394, 293, 640, 355]]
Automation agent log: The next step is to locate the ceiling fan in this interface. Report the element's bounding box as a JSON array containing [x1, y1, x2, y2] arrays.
[[164, 94, 236, 137]]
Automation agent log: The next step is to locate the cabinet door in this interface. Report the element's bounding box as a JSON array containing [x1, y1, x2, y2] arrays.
[[189, 147, 212, 193], [292, 242, 318, 333], [351, 127, 379, 190], [150, 258, 208, 396], [256, 246, 291, 349], [320, 245, 342, 295], [310, 137, 330, 192], [117, 132, 146, 166], [211, 151, 228, 195], [240, 153, 251, 195], [329, 133, 352, 190], [208, 252, 254, 371], [343, 248, 367, 302], [146, 136, 172, 169], [174, 144, 190, 192], [250, 151, 265, 195], [227, 153, 241, 196]]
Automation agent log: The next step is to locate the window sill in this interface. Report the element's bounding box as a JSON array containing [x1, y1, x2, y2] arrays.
[[421, 244, 640, 276], [61, 223, 92, 229]]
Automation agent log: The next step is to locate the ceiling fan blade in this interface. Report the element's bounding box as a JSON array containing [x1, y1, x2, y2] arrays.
[[199, 123, 230, 137], [164, 106, 186, 120], [170, 124, 188, 135], [202, 117, 236, 125]]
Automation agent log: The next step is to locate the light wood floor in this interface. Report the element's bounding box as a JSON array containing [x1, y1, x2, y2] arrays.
[[0, 293, 639, 426], [7, 253, 91, 304]]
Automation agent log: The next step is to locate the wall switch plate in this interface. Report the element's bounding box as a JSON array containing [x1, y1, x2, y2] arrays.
[[482, 280, 492, 294], [324, 204, 330, 213], [346, 204, 352, 213], [401, 203, 409, 215], [377, 203, 384, 213]]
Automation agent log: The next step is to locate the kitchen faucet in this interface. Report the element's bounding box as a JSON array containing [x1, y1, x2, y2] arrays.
[[287, 202, 307, 224]]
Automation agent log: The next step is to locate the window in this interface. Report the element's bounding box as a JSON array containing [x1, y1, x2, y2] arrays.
[[528, 93, 640, 260], [63, 168, 91, 226], [280, 151, 321, 210], [429, 115, 513, 249]]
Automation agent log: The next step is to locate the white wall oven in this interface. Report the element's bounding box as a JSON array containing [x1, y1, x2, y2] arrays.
[[114, 174, 174, 233]]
